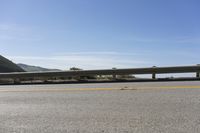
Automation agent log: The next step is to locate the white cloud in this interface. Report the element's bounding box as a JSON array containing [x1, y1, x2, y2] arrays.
[[55, 51, 144, 56]]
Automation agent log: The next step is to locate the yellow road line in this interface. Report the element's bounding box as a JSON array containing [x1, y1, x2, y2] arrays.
[[0, 86, 200, 92]]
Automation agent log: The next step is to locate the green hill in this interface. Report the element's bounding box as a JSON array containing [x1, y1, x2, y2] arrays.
[[0, 55, 25, 73]]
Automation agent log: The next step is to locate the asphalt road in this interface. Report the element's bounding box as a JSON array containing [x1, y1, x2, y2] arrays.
[[1, 81, 200, 133]]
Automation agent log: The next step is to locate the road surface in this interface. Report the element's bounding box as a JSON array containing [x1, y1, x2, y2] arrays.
[[0, 81, 200, 133]]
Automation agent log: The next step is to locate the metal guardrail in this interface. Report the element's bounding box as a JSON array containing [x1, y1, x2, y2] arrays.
[[0, 65, 200, 80]]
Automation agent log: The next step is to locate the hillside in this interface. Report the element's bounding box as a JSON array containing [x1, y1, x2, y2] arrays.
[[17, 63, 61, 72], [0, 55, 25, 73]]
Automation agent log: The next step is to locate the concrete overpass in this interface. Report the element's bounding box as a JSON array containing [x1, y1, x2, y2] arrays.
[[0, 65, 200, 80]]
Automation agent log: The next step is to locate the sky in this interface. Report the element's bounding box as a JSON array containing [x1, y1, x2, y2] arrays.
[[0, 0, 200, 70]]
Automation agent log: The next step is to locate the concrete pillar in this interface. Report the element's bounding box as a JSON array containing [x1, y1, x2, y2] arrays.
[[152, 73, 156, 79], [112, 67, 117, 80], [14, 78, 20, 84], [197, 72, 200, 78], [152, 66, 156, 79], [197, 64, 200, 78], [113, 74, 117, 80]]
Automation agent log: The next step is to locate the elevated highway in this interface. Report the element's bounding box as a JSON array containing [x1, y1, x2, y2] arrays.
[[0, 65, 200, 80]]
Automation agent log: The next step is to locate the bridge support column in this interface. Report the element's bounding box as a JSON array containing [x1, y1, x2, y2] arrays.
[[196, 64, 200, 78], [112, 67, 117, 80], [14, 78, 21, 84], [197, 72, 200, 78], [152, 66, 156, 79], [113, 74, 117, 80], [152, 73, 156, 79]]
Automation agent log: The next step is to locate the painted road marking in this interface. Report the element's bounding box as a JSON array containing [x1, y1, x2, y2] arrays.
[[1, 86, 200, 92], [0, 88, 115, 92]]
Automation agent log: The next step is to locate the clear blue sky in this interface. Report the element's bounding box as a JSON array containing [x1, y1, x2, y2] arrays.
[[0, 0, 200, 70]]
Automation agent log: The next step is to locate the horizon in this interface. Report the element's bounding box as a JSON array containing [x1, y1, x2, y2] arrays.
[[1, 0, 200, 70]]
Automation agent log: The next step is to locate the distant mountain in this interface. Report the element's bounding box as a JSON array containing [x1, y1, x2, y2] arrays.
[[17, 63, 61, 72], [0, 55, 25, 73]]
